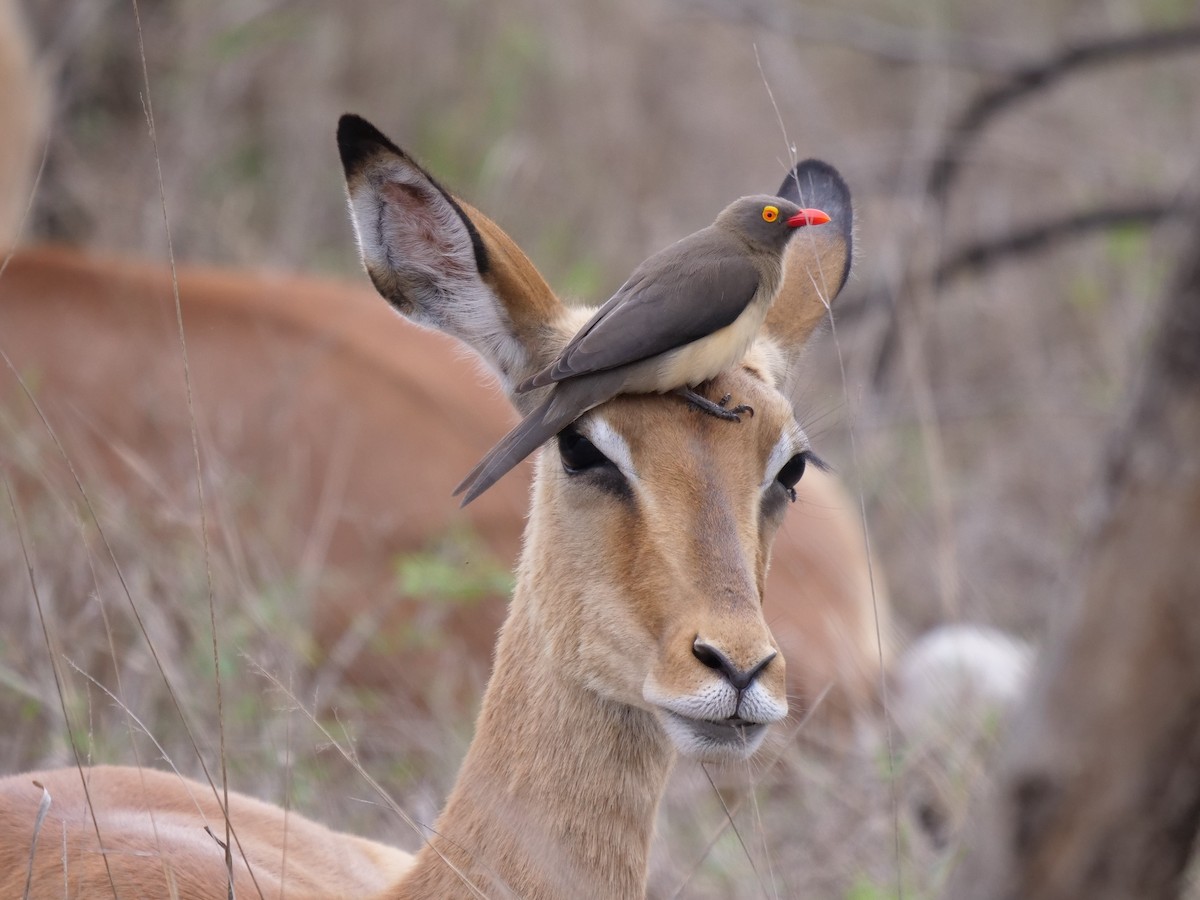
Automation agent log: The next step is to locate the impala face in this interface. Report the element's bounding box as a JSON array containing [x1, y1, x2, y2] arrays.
[[520, 328, 805, 761]]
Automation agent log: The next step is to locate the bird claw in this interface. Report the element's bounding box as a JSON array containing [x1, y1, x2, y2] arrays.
[[709, 407, 744, 422], [675, 387, 754, 422], [715, 393, 755, 418]]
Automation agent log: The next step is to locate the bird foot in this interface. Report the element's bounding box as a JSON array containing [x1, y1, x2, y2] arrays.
[[717, 393, 755, 417], [674, 387, 754, 422]]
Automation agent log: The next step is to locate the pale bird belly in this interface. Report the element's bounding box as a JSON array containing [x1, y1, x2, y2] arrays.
[[652, 303, 768, 390]]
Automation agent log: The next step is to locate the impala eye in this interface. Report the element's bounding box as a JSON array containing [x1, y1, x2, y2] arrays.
[[775, 453, 811, 503], [557, 425, 631, 500], [558, 426, 609, 474], [762, 205, 779, 223]]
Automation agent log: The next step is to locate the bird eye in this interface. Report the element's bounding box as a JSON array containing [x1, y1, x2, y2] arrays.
[[775, 453, 809, 503], [558, 426, 609, 474], [762, 205, 779, 223]]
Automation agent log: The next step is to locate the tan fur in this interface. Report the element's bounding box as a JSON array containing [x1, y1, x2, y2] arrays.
[[0, 767, 413, 899], [0, 245, 528, 706], [0, 117, 889, 896], [766, 227, 851, 397]]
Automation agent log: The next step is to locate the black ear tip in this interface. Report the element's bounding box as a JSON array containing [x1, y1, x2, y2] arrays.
[[336, 114, 406, 176], [787, 158, 842, 182], [798, 159, 848, 192], [776, 158, 852, 235], [777, 159, 849, 205]]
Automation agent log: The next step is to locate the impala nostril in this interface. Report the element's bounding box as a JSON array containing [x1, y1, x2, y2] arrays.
[[692, 639, 724, 672], [692, 640, 776, 692]]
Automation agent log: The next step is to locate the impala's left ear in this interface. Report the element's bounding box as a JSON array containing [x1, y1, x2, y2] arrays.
[[760, 160, 853, 394]]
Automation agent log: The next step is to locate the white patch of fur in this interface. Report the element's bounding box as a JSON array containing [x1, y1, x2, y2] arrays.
[[556, 304, 596, 341], [645, 678, 785, 760], [643, 678, 786, 724], [760, 425, 808, 493], [745, 334, 789, 388], [645, 679, 735, 720], [579, 413, 637, 481], [737, 681, 789, 722]]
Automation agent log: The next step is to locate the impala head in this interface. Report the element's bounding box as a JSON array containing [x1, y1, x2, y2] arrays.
[[337, 114, 853, 762], [528, 362, 809, 759]]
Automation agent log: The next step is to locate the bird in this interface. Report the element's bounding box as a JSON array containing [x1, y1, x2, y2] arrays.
[[454, 193, 831, 505]]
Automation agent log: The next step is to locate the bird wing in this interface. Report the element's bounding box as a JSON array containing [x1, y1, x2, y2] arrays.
[[520, 238, 760, 390]]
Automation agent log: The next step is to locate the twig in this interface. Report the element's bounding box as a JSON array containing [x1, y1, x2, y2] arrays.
[[935, 199, 1197, 285], [21, 782, 52, 900], [864, 196, 1193, 386], [682, 0, 1029, 74], [250, 663, 493, 900], [128, 2, 235, 897], [2, 476, 119, 898], [928, 25, 1200, 201]]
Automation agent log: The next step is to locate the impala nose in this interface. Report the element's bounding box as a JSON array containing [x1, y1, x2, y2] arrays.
[[691, 639, 777, 691]]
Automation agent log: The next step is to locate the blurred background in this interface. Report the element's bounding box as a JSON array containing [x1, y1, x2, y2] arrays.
[[4, 0, 1200, 896]]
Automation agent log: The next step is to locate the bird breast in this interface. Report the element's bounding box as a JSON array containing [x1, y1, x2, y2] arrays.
[[651, 293, 774, 391]]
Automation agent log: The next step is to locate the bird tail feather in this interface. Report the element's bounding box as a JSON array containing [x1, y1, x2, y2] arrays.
[[454, 377, 615, 506]]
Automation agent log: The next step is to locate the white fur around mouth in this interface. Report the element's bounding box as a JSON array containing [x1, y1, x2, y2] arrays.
[[658, 709, 771, 761]]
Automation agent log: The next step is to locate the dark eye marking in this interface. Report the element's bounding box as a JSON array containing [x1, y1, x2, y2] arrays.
[[558, 426, 608, 474], [557, 425, 632, 501]]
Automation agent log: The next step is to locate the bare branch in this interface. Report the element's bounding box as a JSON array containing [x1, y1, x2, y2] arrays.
[[861, 194, 1193, 387], [928, 25, 1200, 201], [935, 198, 1197, 285], [681, 0, 1029, 74]]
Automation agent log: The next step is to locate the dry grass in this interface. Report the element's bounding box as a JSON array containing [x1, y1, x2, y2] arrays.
[[4, 0, 1200, 896]]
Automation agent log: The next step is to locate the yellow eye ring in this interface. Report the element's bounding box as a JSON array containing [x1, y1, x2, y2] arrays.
[[762, 205, 779, 222]]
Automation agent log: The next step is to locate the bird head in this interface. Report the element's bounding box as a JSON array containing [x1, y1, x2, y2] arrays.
[[718, 194, 831, 251]]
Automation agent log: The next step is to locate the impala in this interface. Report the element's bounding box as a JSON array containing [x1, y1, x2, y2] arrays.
[[0, 113, 866, 897]]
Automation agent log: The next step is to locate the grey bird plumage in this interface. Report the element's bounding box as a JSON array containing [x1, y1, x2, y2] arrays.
[[454, 192, 831, 505]]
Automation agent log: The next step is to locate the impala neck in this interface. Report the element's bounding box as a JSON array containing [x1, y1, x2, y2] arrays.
[[391, 579, 675, 900]]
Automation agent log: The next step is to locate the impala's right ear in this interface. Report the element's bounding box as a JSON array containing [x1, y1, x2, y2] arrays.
[[336, 114, 563, 397], [761, 159, 854, 396]]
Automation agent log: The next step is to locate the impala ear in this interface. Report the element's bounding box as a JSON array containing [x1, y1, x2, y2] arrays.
[[337, 114, 563, 399], [761, 159, 854, 393]]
